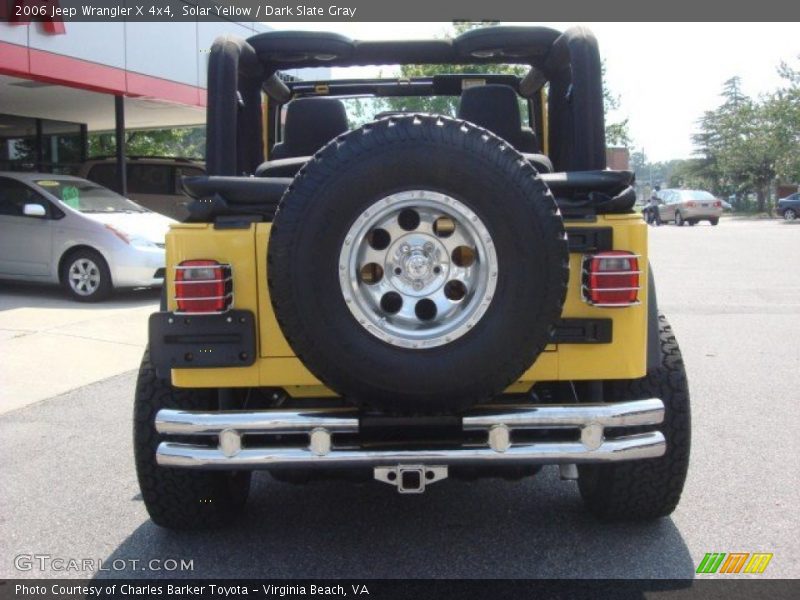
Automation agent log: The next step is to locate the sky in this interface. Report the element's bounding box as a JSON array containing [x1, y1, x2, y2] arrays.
[[268, 22, 799, 162]]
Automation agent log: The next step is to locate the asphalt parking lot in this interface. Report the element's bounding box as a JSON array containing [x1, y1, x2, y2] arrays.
[[1, 218, 798, 579]]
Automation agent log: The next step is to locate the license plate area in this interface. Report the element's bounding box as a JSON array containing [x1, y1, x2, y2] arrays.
[[148, 309, 256, 373]]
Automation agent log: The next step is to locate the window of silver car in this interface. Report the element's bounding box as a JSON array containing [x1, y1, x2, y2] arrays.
[[0, 177, 49, 218]]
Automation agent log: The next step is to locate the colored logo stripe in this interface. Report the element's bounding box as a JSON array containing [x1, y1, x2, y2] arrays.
[[719, 553, 749, 574], [744, 553, 773, 574], [696, 552, 773, 574], [696, 553, 726, 574]]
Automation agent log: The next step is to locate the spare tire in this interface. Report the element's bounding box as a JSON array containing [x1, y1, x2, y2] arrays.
[[268, 115, 568, 413]]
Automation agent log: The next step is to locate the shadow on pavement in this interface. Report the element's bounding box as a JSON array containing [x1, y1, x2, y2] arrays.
[[0, 280, 160, 311], [100, 469, 696, 580]]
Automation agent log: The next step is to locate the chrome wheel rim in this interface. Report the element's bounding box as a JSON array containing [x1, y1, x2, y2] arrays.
[[786, 210, 796, 221], [68, 258, 101, 296], [339, 190, 498, 348]]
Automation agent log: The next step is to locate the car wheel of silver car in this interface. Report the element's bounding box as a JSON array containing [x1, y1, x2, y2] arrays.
[[785, 209, 797, 221], [61, 249, 113, 302]]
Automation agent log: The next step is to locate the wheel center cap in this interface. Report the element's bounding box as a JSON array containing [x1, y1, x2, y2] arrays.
[[405, 251, 432, 280]]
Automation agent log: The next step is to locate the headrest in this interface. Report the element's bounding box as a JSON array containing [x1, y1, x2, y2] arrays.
[[281, 98, 349, 157], [457, 84, 523, 143]]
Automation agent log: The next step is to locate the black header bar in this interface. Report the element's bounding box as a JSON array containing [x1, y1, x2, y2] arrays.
[[1, 0, 799, 23]]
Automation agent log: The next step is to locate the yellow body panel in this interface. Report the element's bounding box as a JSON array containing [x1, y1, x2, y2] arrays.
[[169, 215, 648, 394]]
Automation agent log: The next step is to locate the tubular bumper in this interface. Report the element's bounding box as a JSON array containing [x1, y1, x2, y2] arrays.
[[155, 399, 665, 470]]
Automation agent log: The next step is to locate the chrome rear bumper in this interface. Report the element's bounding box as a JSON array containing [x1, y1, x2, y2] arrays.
[[155, 398, 665, 470]]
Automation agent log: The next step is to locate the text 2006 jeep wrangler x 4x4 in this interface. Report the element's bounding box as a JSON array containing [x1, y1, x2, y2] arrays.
[[134, 26, 690, 530]]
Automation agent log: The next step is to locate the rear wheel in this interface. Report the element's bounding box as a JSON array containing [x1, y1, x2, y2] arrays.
[[783, 209, 796, 221], [578, 314, 690, 521], [709, 217, 719, 226], [688, 219, 697, 226], [133, 350, 251, 530]]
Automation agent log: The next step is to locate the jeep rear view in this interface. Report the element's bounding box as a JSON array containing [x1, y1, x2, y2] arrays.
[[134, 26, 691, 530]]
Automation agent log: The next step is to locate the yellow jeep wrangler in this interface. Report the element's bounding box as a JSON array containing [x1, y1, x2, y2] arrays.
[[133, 26, 690, 530]]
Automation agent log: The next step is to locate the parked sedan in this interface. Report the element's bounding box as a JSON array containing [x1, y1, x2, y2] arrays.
[[776, 192, 800, 221], [655, 189, 723, 226], [0, 172, 174, 301]]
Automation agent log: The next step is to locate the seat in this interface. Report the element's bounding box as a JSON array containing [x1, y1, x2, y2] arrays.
[[269, 97, 349, 160], [457, 84, 552, 173]]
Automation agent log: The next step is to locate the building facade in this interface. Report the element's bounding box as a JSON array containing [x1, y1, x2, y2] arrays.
[[0, 16, 328, 175]]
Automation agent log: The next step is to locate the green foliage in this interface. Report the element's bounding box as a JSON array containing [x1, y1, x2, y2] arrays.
[[88, 127, 205, 159], [769, 60, 800, 183], [688, 63, 799, 212], [633, 61, 799, 213]]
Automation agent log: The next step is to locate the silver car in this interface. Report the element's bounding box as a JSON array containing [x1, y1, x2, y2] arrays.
[[655, 189, 723, 226], [0, 172, 174, 301]]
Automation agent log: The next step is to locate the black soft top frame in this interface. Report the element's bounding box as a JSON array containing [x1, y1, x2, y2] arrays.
[[247, 26, 560, 72], [205, 26, 606, 177]]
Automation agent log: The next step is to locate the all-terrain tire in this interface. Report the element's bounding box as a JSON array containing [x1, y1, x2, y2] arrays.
[[133, 349, 251, 530], [578, 314, 690, 521], [268, 115, 569, 414]]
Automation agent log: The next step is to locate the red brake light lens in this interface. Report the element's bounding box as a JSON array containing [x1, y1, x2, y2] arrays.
[[583, 251, 640, 307], [174, 260, 232, 313], [714, 200, 722, 208], [686, 201, 696, 208]]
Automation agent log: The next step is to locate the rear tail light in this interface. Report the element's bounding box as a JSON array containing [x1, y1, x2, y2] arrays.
[[582, 251, 641, 307], [174, 260, 233, 314], [714, 200, 722, 208], [686, 201, 697, 208]]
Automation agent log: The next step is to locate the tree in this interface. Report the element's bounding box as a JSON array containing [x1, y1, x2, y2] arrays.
[[720, 76, 746, 109], [690, 76, 785, 212], [768, 57, 800, 184], [88, 127, 205, 159], [633, 59, 798, 211]]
